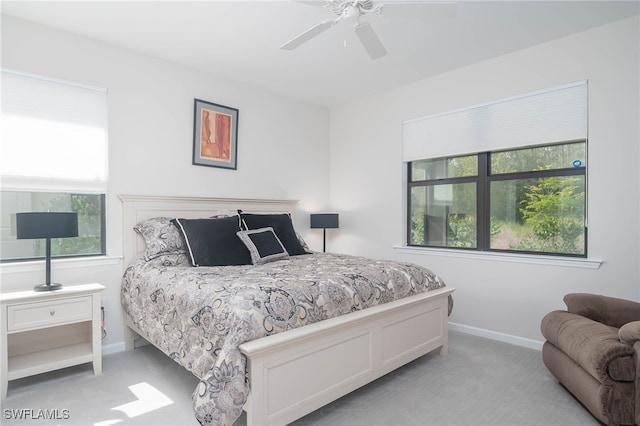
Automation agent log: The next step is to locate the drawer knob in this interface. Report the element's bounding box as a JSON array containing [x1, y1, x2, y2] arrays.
[[50, 309, 55, 316]]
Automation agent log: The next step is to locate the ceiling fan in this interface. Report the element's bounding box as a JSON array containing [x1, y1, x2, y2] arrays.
[[280, 0, 456, 60]]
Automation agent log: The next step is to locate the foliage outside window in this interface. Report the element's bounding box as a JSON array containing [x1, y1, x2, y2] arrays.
[[0, 192, 106, 262], [408, 141, 587, 256]]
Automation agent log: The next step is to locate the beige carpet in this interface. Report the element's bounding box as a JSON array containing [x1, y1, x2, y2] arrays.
[[1, 330, 599, 426]]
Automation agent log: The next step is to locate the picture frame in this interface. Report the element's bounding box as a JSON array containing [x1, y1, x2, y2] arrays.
[[193, 98, 239, 170]]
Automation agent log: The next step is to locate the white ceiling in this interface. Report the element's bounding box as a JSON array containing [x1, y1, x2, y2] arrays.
[[2, 0, 638, 106]]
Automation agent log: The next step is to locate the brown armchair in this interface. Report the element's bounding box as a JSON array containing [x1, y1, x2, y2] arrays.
[[541, 293, 640, 425]]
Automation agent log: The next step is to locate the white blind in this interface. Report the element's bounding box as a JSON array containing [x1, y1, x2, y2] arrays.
[[0, 70, 108, 192], [402, 81, 588, 161]]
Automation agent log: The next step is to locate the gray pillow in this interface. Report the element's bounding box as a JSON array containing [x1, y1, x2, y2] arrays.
[[134, 217, 185, 261]]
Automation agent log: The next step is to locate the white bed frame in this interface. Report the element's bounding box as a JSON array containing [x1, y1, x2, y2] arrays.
[[119, 194, 454, 426]]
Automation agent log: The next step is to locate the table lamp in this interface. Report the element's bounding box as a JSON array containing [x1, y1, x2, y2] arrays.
[[16, 212, 79, 292], [310, 213, 339, 252]]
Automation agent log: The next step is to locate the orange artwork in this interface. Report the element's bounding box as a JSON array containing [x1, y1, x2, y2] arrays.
[[199, 109, 232, 162]]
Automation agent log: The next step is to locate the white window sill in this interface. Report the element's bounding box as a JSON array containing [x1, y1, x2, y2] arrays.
[[1, 256, 122, 275], [393, 246, 602, 269]]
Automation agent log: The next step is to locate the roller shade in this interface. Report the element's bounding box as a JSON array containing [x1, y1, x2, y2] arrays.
[[402, 81, 587, 161], [1, 69, 108, 192]]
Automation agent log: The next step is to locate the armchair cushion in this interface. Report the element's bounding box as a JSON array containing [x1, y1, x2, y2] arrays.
[[564, 293, 640, 328], [541, 311, 635, 383]]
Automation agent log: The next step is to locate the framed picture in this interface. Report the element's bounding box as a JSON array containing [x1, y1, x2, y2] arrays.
[[193, 98, 239, 170]]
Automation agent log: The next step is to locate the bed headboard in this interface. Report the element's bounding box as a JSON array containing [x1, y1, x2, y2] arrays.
[[118, 195, 299, 266]]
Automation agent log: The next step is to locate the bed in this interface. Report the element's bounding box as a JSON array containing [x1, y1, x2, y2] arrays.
[[119, 195, 454, 426]]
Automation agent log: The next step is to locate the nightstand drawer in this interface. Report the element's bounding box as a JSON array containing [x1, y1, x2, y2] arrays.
[[7, 296, 92, 332]]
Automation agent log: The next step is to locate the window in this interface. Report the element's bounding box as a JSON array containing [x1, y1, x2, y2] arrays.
[[1, 192, 106, 261], [0, 70, 108, 262], [403, 81, 588, 257], [408, 141, 587, 256]]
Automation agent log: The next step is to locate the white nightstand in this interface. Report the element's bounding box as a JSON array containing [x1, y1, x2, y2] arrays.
[[0, 283, 105, 399]]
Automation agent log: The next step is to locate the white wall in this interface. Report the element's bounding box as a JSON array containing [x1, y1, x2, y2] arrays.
[[0, 15, 331, 351], [329, 16, 640, 345]]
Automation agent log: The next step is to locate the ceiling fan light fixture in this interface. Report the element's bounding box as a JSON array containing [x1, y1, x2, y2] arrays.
[[342, 5, 361, 22]]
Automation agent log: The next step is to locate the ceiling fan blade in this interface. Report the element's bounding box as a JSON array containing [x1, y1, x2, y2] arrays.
[[281, 20, 334, 50], [354, 21, 387, 59]]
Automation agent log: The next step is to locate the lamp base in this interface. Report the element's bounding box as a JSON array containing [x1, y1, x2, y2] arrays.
[[33, 283, 63, 292]]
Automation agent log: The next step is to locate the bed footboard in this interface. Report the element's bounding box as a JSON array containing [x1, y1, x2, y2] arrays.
[[239, 287, 454, 426]]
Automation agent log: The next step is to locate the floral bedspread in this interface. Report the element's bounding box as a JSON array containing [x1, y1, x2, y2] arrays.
[[121, 252, 448, 425]]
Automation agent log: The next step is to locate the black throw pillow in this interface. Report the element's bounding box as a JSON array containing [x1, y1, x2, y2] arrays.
[[171, 216, 251, 266], [237, 227, 289, 265], [238, 212, 307, 256]]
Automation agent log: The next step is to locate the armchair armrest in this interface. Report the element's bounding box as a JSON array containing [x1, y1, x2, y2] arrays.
[[564, 293, 640, 328], [541, 310, 635, 383], [619, 321, 640, 346]]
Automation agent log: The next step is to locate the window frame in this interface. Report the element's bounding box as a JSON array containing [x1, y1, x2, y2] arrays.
[[407, 140, 587, 258], [0, 192, 107, 263]]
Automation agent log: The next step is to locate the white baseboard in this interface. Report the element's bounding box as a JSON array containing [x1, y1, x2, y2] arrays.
[[449, 322, 544, 351], [102, 341, 126, 356], [102, 323, 544, 357]]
